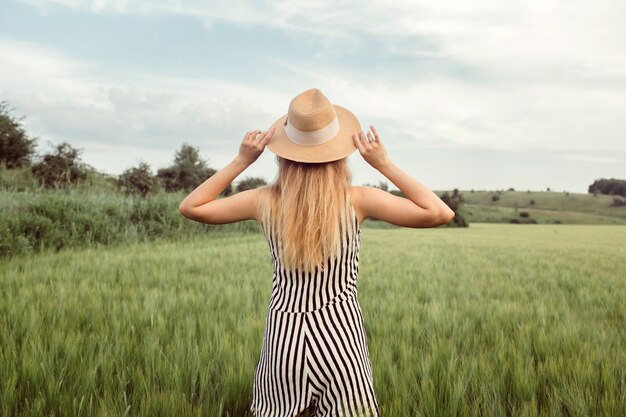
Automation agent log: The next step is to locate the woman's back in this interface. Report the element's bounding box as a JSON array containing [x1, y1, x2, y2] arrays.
[[260, 204, 362, 313], [251, 202, 380, 417]]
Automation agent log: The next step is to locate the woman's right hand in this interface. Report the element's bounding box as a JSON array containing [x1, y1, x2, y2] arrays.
[[352, 125, 391, 170]]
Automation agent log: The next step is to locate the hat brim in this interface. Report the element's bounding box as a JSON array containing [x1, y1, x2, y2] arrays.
[[266, 104, 362, 163]]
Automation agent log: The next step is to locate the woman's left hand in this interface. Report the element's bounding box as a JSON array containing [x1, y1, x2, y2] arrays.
[[236, 126, 275, 165]]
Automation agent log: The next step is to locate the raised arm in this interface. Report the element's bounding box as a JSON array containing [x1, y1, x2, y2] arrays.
[[351, 126, 454, 228], [178, 127, 274, 224]]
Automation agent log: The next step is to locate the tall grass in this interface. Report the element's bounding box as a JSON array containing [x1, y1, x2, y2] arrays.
[[1, 224, 624, 416], [0, 189, 259, 258]]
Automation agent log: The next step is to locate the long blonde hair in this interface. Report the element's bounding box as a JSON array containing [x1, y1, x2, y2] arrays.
[[256, 155, 356, 274]]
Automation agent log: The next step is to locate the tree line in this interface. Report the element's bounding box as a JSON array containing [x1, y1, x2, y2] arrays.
[[0, 100, 270, 197]]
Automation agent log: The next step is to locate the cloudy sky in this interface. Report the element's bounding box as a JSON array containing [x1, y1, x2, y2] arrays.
[[1, 0, 625, 193]]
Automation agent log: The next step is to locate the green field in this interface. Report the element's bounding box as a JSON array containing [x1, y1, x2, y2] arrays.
[[455, 190, 626, 225], [1, 223, 625, 416]]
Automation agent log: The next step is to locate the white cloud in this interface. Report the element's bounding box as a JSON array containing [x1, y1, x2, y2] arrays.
[[0, 37, 289, 176], [557, 154, 622, 164], [19, 0, 626, 71], [4, 0, 626, 180], [0, 37, 284, 140]]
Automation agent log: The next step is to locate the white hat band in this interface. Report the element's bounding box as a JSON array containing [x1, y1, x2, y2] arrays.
[[284, 115, 340, 146]]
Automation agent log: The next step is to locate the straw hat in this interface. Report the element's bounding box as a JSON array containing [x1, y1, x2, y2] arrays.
[[266, 88, 362, 163]]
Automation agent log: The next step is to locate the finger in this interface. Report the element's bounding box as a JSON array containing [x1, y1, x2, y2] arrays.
[[260, 127, 275, 145], [357, 130, 367, 147], [353, 131, 364, 153], [245, 130, 257, 141], [257, 130, 268, 144], [370, 125, 380, 141], [360, 131, 371, 148], [261, 126, 275, 140], [367, 131, 375, 142]]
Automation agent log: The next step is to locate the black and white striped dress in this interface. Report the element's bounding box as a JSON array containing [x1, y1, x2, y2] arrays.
[[251, 205, 380, 417]]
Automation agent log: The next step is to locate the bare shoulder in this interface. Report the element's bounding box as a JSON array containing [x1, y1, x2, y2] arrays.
[[253, 185, 271, 220], [349, 185, 383, 223], [255, 184, 271, 195]]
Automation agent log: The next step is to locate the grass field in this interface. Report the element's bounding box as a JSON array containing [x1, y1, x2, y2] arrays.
[[456, 190, 626, 225], [1, 223, 625, 416]]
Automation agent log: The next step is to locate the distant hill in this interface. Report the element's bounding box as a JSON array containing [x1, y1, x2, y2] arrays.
[[445, 190, 626, 225]]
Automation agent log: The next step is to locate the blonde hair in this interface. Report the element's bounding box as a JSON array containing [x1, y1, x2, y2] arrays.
[[256, 155, 356, 274]]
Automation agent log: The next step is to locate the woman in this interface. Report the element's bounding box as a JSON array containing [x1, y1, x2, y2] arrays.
[[179, 89, 454, 417]]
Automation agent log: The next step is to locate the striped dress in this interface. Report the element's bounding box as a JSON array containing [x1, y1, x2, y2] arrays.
[[250, 205, 380, 417]]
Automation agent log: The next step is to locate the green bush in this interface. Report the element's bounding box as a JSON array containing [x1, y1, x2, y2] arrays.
[[117, 161, 160, 197], [30, 142, 90, 188], [0, 189, 260, 258], [0, 101, 38, 169], [236, 176, 267, 192]]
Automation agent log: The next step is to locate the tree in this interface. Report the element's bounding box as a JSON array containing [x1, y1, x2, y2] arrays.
[[363, 181, 389, 191], [588, 178, 626, 197], [31, 142, 90, 188], [156, 143, 232, 195], [439, 188, 468, 227], [0, 101, 38, 169], [117, 161, 160, 197], [236, 176, 267, 192]]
